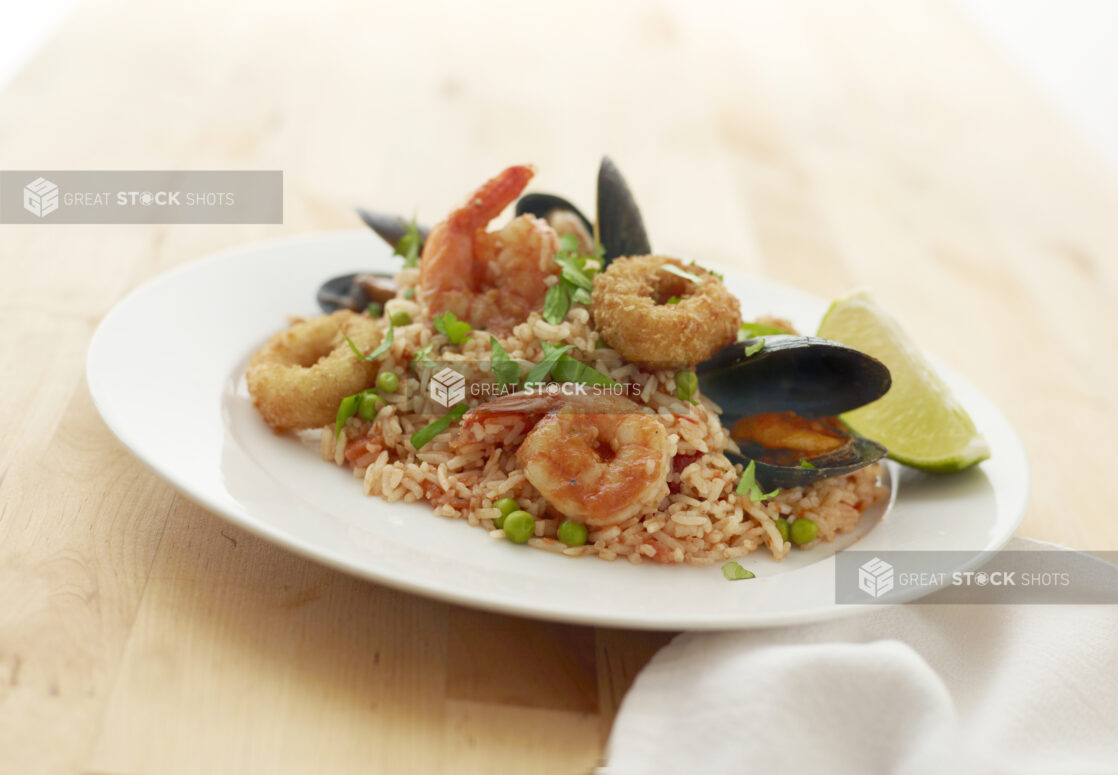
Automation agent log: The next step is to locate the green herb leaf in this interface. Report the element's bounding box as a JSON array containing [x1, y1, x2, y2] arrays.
[[736, 459, 757, 496], [489, 336, 522, 387], [542, 283, 570, 325], [394, 218, 422, 268], [550, 353, 620, 386], [799, 459, 816, 469], [743, 339, 765, 358], [558, 233, 579, 253], [749, 484, 781, 502], [555, 254, 594, 291], [334, 393, 361, 438], [674, 370, 698, 403], [721, 561, 755, 581], [345, 319, 394, 362], [433, 311, 473, 345], [523, 342, 574, 385], [412, 342, 435, 367], [569, 286, 592, 305], [411, 404, 469, 451], [666, 296, 681, 305], [660, 264, 703, 284], [403, 287, 415, 300], [738, 321, 792, 340]]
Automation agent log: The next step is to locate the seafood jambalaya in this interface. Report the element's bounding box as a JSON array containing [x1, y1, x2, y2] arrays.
[[246, 160, 892, 567]]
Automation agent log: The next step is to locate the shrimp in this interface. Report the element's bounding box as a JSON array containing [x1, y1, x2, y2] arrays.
[[461, 388, 671, 526], [418, 165, 560, 335]]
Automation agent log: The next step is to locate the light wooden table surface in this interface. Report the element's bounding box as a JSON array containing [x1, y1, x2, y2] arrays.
[[2, 0, 1116, 772]]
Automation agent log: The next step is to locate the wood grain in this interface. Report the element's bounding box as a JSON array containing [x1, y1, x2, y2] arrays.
[[1, 0, 1116, 772]]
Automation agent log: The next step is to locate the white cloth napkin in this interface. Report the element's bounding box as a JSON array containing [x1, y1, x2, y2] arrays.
[[602, 539, 1118, 775]]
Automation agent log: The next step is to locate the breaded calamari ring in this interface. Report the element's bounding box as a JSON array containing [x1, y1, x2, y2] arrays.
[[591, 255, 741, 365], [246, 310, 384, 432]]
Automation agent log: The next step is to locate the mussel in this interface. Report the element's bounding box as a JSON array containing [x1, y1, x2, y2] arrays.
[[317, 271, 398, 314], [317, 212, 428, 313], [515, 156, 651, 267], [697, 336, 891, 489]]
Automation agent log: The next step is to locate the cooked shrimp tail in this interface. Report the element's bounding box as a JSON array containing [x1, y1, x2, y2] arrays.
[[446, 164, 535, 232]]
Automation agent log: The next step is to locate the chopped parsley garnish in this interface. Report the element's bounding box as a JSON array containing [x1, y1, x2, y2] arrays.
[[433, 311, 473, 344], [735, 459, 781, 502], [660, 264, 703, 284], [334, 393, 361, 438], [541, 235, 604, 324], [521, 341, 619, 388], [721, 562, 755, 581], [799, 459, 816, 469], [345, 318, 394, 362], [666, 296, 681, 305], [393, 218, 422, 268], [523, 342, 574, 385], [738, 321, 793, 340], [411, 404, 469, 451], [489, 336, 522, 387], [550, 354, 619, 386], [542, 282, 570, 325], [412, 342, 435, 367], [403, 287, 415, 300], [333, 389, 384, 438], [743, 339, 765, 358], [674, 370, 698, 404]]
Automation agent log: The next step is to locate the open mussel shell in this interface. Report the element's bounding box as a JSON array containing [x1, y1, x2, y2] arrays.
[[697, 336, 891, 419], [698, 336, 892, 489], [726, 437, 888, 490], [597, 156, 651, 265], [317, 271, 397, 314], [515, 193, 596, 254], [356, 208, 430, 253]]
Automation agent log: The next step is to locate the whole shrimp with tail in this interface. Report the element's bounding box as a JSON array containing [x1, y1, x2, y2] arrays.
[[418, 165, 560, 335]]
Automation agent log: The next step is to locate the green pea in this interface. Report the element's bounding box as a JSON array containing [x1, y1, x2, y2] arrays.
[[557, 519, 588, 547], [674, 370, 698, 402], [789, 518, 818, 546], [494, 498, 519, 517], [376, 371, 399, 393], [389, 309, 412, 327], [502, 510, 535, 544], [493, 498, 519, 528], [366, 301, 384, 318], [774, 517, 791, 543], [356, 390, 385, 421]]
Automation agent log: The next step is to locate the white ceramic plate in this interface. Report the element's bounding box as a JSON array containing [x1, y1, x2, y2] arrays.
[[87, 231, 1028, 630]]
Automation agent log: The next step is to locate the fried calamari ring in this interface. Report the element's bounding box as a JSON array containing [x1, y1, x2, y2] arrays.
[[591, 255, 741, 365], [246, 310, 383, 432]]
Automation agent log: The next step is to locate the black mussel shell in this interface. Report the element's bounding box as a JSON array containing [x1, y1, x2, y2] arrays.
[[356, 208, 430, 253], [597, 156, 651, 265], [317, 271, 397, 314], [698, 336, 891, 489], [515, 193, 596, 253], [727, 437, 888, 490], [697, 336, 891, 421]]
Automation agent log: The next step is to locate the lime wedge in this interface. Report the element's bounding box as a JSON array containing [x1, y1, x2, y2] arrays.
[[817, 290, 990, 472]]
